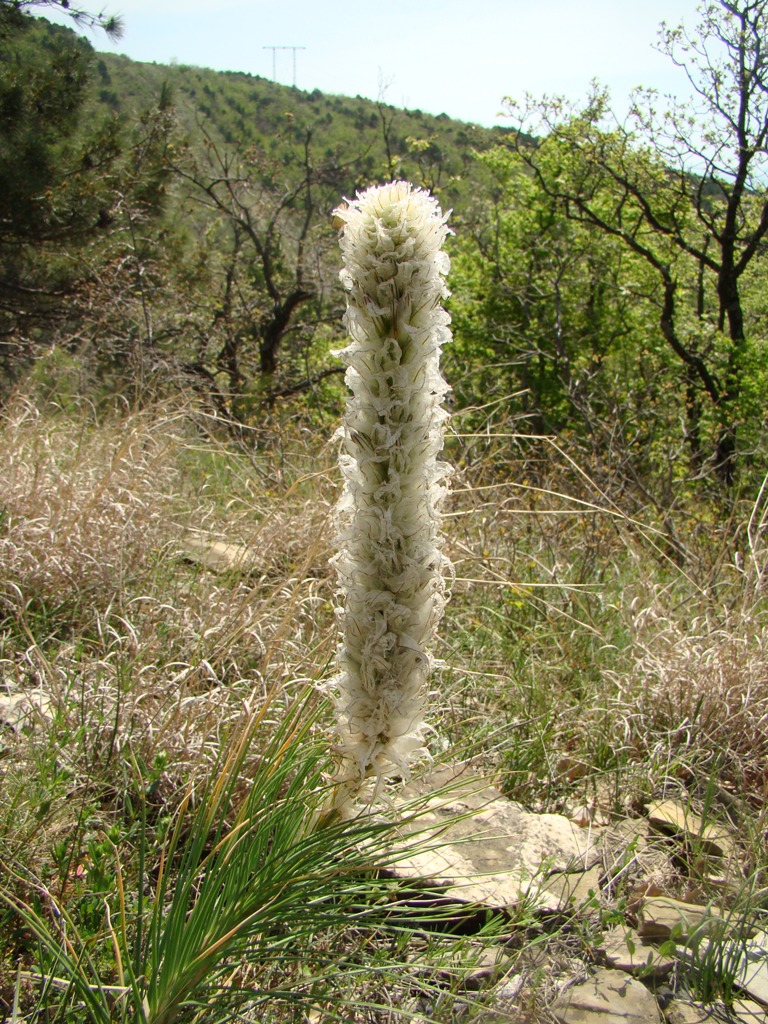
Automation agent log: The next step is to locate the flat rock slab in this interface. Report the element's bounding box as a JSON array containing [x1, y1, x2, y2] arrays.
[[546, 865, 603, 910], [735, 931, 768, 1006], [0, 690, 52, 733], [180, 533, 252, 573], [636, 896, 723, 942], [552, 968, 661, 1023], [392, 766, 601, 910], [731, 999, 768, 1022], [666, 997, 767, 1023], [647, 799, 735, 860], [600, 926, 675, 978], [664, 1002, 718, 1023]]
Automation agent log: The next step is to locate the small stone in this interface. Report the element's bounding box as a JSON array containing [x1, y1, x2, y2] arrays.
[[663, 1000, 717, 1023], [647, 799, 735, 862], [636, 896, 723, 942], [448, 943, 508, 991], [544, 866, 602, 911], [664, 997, 768, 1023], [180, 534, 252, 573], [465, 976, 527, 1022], [551, 968, 662, 1023], [601, 819, 678, 898], [479, 973, 524, 1019], [735, 931, 768, 1006], [0, 690, 52, 733], [600, 927, 675, 978]]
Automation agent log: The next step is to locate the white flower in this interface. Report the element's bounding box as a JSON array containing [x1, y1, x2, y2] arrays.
[[330, 181, 453, 798]]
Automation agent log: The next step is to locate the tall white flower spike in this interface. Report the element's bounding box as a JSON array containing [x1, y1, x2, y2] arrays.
[[331, 181, 453, 802]]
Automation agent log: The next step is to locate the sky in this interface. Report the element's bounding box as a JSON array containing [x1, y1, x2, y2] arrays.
[[69, 0, 703, 127]]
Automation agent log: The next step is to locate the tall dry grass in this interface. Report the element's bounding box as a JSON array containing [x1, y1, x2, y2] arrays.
[[0, 397, 340, 858], [2, 393, 766, 818], [439, 423, 768, 831]]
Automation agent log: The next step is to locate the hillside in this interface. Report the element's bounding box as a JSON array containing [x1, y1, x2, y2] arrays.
[[91, 41, 515, 204]]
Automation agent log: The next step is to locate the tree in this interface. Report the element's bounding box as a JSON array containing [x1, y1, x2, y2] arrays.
[[505, 0, 768, 488], [448, 139, 694, 528], [76, 85, 180, 394], [173, 120, 343, 410], [0, 3, 123, 389], [1, 0, 122, 37]]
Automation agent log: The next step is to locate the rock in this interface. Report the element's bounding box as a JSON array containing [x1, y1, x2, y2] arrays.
[[663, 1000, 717, 1022], [462, 945, 508, 990], [0, 690, 52, 734], [732, 998, 768, 1022], [494, 974, 524, 1003], [635, 897, 724, 942], [434, 941, 509, 991], [180, 533, 252, 573], [600, 819, 678, 899], [647, 799, 737, 865], [551, 968, 661, 1023], [599, 926, 675, 978], [665, 996, 767, 1022], [392, 766, 602, 911], [545, 866, 602, 911], [471, 975, 525, 1022], [734, 931, 768, 1006]]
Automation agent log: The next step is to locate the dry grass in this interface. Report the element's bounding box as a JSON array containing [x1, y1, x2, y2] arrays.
[[437, 425, 768, 830], [0, 398, 342, 858], [0, 398, 179, 635], [3, 393, 767, 820]]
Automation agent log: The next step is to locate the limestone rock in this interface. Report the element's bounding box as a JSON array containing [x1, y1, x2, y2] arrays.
[[0, 690, 52, 734], [601, 818, 677, 897], [635, 896, 723, 942], [180, 533, 252, 573], [665, 996, 767, 1022], [428, 941, 510, 992], [647, 799, 736, 865], [545, 866, 602, 911], [734, 931, 768, 1006], [663, 1000, 716, 1023], [732, 998, 768, 1022], [463, 975, 525, 1024], [458, 943, 509, 991], [393, 766, 602, 910], [551, 968, 661, 1023], [600, 926, 675, 978]]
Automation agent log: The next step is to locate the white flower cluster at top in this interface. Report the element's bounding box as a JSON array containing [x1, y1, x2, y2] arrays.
[[331, 180, 453, 795]]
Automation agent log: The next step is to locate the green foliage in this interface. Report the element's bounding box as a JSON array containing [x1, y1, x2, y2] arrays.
[[449, 139, 671, 454], [450, 84, 768, 504], [91, 49, 510, 207], [498, 0, 768, 492], [1, 692, 403, 1019], [0, 12, 118, 353], [1, 687, 490, 1023], [0, 10, 179, 397]]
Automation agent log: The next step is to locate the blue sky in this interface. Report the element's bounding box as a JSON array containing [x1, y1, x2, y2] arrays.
[[71, 0, 702, 127]]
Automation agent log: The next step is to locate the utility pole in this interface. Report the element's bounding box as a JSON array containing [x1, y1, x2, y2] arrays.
[[262, 46, 306, 87]]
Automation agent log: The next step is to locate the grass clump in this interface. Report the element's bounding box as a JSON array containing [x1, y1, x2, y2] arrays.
[[3, 688, 476, 1024]]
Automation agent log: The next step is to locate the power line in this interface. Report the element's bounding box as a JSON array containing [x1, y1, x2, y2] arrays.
[[262, 46, 306, 88]]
